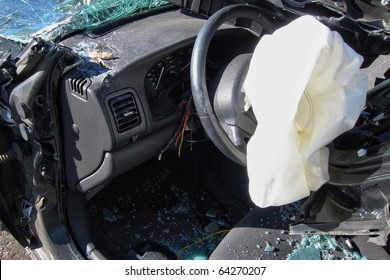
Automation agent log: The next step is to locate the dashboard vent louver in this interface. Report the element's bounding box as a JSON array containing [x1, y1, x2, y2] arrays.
[[69, 74, 91, 100], [109, 93, 141, 132]]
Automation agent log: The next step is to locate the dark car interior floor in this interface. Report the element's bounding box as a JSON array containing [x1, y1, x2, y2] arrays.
[[88, 142, 252, 260]]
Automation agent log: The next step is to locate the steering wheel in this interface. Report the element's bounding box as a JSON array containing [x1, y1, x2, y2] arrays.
[[191, 5, 276, 166]]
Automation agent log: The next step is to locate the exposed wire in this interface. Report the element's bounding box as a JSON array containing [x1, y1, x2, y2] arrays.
[[182, 229, 231, 250], [158, 94, 192, 160], [175, 104, 192, 145], [178, 107, 191, 157], [175, 125, 184, 145]]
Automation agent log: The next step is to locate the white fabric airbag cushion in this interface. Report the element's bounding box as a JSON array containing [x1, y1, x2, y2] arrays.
[[243, 15, 368, 207]]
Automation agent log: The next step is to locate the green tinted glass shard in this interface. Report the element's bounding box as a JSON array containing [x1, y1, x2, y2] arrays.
[[287, 235, 368, 260]]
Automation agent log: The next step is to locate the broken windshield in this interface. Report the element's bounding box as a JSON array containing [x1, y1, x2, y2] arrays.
[[0, 0, 169, 43]]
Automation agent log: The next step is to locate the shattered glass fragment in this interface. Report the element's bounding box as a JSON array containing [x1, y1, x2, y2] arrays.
[[204, 221, 220, 235], [103, 207, 122, 222], [264, 241, 276, 252], [205, 208, 218, 218], [287, 239, 296, 246], [216, 219, 230, 228], [173, 202, 189, 214], [288, 246, 321, 260], [192, 254, 208, 260], [287, 235, 368, 260], [280, 200, 304, 225]]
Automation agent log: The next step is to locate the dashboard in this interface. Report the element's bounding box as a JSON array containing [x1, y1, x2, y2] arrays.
[[59, 8, 259, 196]]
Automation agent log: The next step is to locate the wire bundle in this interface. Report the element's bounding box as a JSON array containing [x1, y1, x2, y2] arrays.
[[175, 103, 192, 157], [158, 95, 193, 160]]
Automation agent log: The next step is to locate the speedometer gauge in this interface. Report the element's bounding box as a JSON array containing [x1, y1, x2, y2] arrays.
[[145, 46, 192, 101]]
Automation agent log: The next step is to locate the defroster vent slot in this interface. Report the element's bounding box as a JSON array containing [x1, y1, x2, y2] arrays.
[[68, 74, 91, 100]]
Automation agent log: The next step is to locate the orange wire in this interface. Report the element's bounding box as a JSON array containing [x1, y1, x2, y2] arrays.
[[175, 104, 192, 145], [182, 229, 231, 250], [178, 109, 191, 157]]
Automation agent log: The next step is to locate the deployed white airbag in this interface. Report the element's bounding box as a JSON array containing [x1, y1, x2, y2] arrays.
[[243, 16, 368, 207]]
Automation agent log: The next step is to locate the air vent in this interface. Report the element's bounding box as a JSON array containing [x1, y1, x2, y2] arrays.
[[109, 93, 141, 132], [68, 74, 91, 100]]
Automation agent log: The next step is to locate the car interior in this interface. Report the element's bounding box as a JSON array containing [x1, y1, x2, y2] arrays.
[[0, 0, 390, 260], [60, 6, 263, 259]]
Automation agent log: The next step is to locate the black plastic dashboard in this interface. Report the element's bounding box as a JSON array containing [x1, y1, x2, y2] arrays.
[[59, 8, 259, 196]]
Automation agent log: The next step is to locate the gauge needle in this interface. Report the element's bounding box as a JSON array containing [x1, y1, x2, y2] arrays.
[[181, 62, 191, 71], [155, 66, 165, 90]]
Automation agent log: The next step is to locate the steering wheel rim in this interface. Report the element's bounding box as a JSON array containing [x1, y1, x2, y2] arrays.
[[190, 4, 276, 166]]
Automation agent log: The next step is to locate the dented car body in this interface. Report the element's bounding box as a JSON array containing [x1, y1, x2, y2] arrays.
[[0, 0, 390, 260]]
